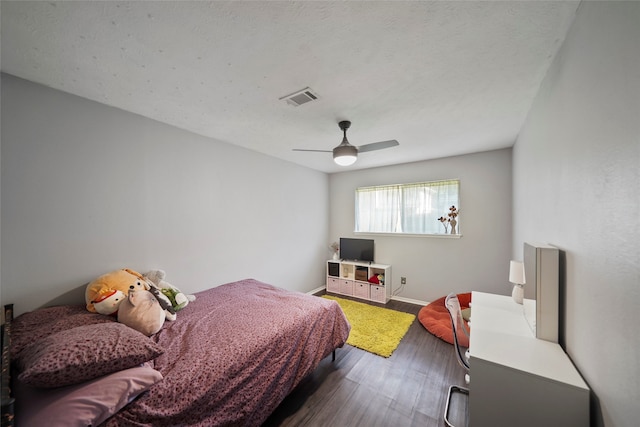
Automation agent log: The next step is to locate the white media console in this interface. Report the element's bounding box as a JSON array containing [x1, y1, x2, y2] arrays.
[[326, 260, 392, 303], [468, 292, 589, 426]]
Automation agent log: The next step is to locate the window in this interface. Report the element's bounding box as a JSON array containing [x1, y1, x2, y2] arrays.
[[355, 179, 459, 234]]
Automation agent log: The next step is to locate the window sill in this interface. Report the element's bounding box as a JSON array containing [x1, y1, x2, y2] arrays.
[[354, 232, 462, 239]]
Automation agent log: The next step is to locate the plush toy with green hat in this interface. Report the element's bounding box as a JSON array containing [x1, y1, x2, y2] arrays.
[[143, 269, 195, 315]]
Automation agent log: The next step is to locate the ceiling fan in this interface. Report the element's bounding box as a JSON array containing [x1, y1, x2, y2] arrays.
[[293, 120, 399, 166]]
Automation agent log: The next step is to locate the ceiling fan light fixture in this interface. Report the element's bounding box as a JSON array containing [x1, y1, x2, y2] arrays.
[[293, 119, 397, 167], [333, 145, 358, 166]]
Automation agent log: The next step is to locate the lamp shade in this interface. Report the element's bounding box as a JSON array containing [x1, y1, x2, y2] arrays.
[[509, 260, 525, 285], [333, 145, 358, 166]]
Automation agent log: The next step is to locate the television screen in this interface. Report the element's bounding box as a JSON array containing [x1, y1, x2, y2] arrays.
[[340, 238, 374, 262]]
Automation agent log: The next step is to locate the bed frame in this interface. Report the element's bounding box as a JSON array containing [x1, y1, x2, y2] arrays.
[[1, 304, 14, 427], [0, 301, 337, 427], [0, 298, 339, 426]]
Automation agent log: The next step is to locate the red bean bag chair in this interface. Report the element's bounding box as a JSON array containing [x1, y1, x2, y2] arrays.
[[418, 293, 471, 346]]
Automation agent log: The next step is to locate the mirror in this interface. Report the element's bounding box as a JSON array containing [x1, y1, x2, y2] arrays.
[[523, 243, 537, 335], [522, 242, 559, 343]]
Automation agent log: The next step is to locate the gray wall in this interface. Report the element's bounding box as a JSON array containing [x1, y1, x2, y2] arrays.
[[512, 2, 639, 426], [1, 74, 329, 316], [330, 148, 512, 303]]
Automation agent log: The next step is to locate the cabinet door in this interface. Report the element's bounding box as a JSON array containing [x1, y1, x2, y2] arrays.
[[327, 277, 340, 293], [370, 285, 386, 303], [339, 279, 354, 296], [354, 281, 370, 299]]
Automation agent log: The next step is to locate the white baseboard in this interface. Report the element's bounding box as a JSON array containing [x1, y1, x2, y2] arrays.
[[307, 286, 326, 295], [391, 295, 429, 306], [310, 285, 428, 306]]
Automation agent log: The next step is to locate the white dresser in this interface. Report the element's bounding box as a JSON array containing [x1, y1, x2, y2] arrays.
[[469, 292, 589, 427]]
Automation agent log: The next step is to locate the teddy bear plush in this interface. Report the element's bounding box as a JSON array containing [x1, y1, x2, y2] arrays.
[[85, 268, 149, 314], [117, 289, 166, 336]]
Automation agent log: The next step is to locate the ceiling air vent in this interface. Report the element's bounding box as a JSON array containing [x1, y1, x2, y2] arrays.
[[279, 87, 319, 107]]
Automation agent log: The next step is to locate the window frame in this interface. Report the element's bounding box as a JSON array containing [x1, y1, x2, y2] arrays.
[[354, 179, 461, 237]]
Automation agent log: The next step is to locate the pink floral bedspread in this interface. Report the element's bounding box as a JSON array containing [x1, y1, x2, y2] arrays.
[[101, 279, 350, 427]]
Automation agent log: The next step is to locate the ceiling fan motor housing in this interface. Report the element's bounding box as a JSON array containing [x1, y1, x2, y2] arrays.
[[333, 144, 358, 166]]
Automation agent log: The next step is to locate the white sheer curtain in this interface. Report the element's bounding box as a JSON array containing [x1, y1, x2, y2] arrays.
[[355, 180, 459, 234], [355, 185, 401, 232], [401, 180, 459, 234]]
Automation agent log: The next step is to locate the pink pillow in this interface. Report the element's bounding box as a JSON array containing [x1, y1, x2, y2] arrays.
[[11, 305, 115, 359], [14, 363, 163, 427], [17, 322, 164, 388]]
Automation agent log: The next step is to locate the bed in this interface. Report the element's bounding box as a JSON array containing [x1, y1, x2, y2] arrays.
[[2, 278, 351, 427]]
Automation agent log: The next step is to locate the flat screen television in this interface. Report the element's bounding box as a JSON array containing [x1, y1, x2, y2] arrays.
[[340, 238, 374, 262]]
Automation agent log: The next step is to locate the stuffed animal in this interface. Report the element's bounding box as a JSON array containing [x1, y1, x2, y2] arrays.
[[91, 289, 127, 316], [117, 290, 166, 336], [143, 269, 195, 313], [367, 274, 385, 286], [85, 268, 149, 314], [146, 283, 177, 322]]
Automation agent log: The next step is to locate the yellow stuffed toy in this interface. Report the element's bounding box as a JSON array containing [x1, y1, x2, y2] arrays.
[[85, 268, 149, 315]]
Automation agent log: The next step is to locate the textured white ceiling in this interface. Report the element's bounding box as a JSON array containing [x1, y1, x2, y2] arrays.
[[1, 1, 579, 173]]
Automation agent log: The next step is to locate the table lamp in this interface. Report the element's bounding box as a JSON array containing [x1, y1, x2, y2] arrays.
[[509, 260, 525, 304]]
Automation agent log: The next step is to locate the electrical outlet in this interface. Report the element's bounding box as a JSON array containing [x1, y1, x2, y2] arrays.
[[401, 277, 406, 285]]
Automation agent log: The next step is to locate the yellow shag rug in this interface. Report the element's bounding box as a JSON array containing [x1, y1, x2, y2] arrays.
[[322, 295, 416, 358]]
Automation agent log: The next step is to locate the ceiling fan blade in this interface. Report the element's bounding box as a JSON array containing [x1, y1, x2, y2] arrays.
[[357, 140, 399, 153], [292, 149, 332, 153]]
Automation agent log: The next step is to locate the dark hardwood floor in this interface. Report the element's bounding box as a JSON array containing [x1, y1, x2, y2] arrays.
[[263, 292, 469, 427]]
